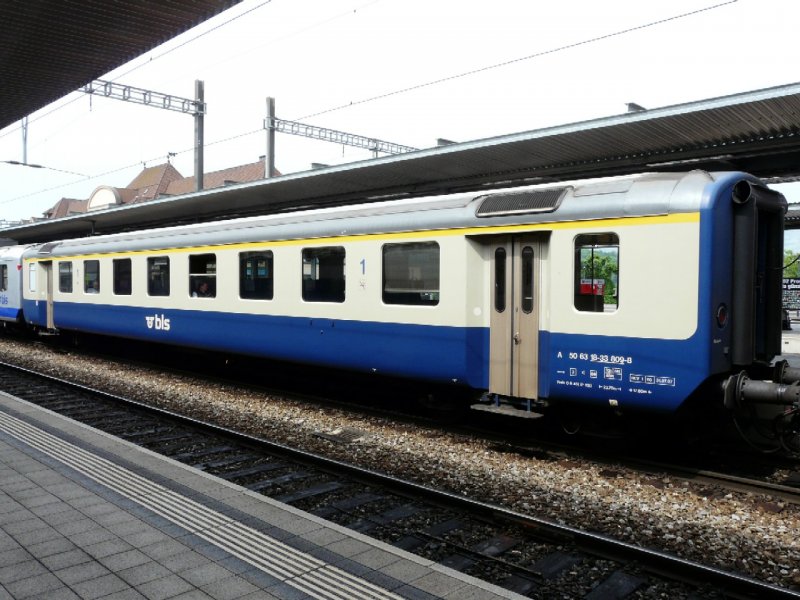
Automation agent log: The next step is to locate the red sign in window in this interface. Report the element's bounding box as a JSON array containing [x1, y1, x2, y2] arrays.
[[580, 278, 605, 295]]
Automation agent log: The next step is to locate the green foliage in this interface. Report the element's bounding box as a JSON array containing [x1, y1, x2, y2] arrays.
[[581, 249, 618, 304], [785, 249, 800, 278]]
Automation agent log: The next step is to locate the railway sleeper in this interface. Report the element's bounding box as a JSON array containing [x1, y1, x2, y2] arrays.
[[583, 570, 647, 600], [393, 516, 467, 552], [247, 470, 310, 492], [531, 551, 582, 579], [60, 408, 118, 421], [168, 444, 236, 462], [500, 574, 539, 596], [38, 399, 93, 411], [151, 437, 210, 455], [275, 481, 344, 504], [219, 461, 286, 480], [138, 432, 193, 445], [196, 454, 260, 470], [312, 492, 387, 519], [346, 503, 422, 533], [101, 418, 161, 434], [471, 534, 521, 557], [442, 553, 476, 572], [119, 426, 173, 440]]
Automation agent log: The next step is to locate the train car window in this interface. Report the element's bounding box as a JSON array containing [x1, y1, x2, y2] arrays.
[[28, 264, 36, 293], [113, 258, 132, 296], [189, 253, 216, 298], [58, 262, 72, 293], [302, 247, 345, 303], [382, 242, 440, 306], [240, 251, 273, 300], [147, 256, 170, 297], [574, 233, 619, 313], [494, 248, 506, 313], [521, 246, 534, 314], [0, 265, 7, 292], [84, 260, 100, 294]]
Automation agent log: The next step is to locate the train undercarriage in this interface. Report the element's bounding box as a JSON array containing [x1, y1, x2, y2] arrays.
[[724, 361, 800, 454]]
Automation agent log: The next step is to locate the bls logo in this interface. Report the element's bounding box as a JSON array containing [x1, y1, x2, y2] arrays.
[[145, 314, 171, 331]]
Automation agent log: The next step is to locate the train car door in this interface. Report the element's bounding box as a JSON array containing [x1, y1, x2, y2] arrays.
[[489, 236, 541, 399], [40, 261, 55, 330]]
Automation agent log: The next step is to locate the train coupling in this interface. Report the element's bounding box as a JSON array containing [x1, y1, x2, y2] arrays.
[[723, 369, 800, 454], [723, 371, 800, 411]]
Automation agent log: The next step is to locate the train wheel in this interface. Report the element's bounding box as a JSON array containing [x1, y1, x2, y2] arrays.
[[560, 415, 582, 435], [777, 411, 800, 455], [732, 410, 782, 454], [417, 389, 468, 421]]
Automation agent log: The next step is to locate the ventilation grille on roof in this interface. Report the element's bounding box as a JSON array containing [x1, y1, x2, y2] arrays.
[[476, 187, 568, 217], [37, 242, 60, 255]]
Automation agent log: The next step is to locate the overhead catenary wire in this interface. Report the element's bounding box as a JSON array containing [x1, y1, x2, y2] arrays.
[[1, 0, 738, 210], [297, 0, 738, 121]]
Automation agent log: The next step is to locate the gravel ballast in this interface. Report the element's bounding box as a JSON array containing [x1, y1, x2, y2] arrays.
[[0, 337, 797, 592]]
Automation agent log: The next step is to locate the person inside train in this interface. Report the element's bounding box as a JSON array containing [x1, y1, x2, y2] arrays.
[[192, 280, 213, 298]]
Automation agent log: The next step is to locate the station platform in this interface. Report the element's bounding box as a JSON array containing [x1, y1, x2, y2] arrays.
[[782, 327, 800, 361], [0, 392, 523, 600]]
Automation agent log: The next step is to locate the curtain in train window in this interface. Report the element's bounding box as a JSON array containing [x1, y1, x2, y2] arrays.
[[28, 264, 36, 293], [240, 251, 273, 300], [84, 260, 100, 293], [574, 233, 619, 312], [302, 247, 345, 303], [382, 242, 440, 306], [58, 262, 72, 293], [0, 265, 7, 292], [147, 256, 170, 297]]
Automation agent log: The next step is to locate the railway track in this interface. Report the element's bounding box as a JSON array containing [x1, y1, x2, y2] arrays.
[[57, 333, 800, 493], [0, 361, 796, 599]]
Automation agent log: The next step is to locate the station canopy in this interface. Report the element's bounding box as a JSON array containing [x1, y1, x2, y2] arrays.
[[6, 62, 800, 241], [0, 0, 240, 131]]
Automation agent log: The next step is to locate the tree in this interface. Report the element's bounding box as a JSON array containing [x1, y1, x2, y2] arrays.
[[785, 249, 800, 278], [581, 249, 618, 305]]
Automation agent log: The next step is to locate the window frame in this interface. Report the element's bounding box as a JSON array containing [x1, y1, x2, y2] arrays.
[[84, 259, 100, 294], [381, 241, 440, 306], [574, 233, 619, 313], [521, 245, 535, 314], [113, 258, 132, 296], [494, 248, 506, 313], [239, 250, 274, 300], [189, 253, 216, 298], [302, 246, 346, 303], [147, 256, 170, 297], [58, 261, 73, 294], [28, 263, 37, 293]]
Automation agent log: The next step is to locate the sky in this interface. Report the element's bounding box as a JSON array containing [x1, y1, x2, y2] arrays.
[[2, 0, 800, 245]]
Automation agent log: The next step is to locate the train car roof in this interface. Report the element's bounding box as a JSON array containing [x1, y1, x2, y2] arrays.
[[24, 171, 745, 257]]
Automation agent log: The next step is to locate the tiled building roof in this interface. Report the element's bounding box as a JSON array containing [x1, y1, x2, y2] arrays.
[[165, 161, 265, 196], [43, 198, 89, 219], [43, 159, 267, 219], [125, 163, 183, 202]]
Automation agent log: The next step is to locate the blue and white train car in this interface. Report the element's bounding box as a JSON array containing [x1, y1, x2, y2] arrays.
[[0, 245, 30, 323], [19, 170, 789, 420]]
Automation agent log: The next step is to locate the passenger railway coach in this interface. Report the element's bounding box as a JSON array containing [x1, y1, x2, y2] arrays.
[[17, 171, 792, 424]]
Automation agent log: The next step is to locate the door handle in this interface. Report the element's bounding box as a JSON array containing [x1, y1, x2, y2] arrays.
[[513, 332, 521, 345]]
